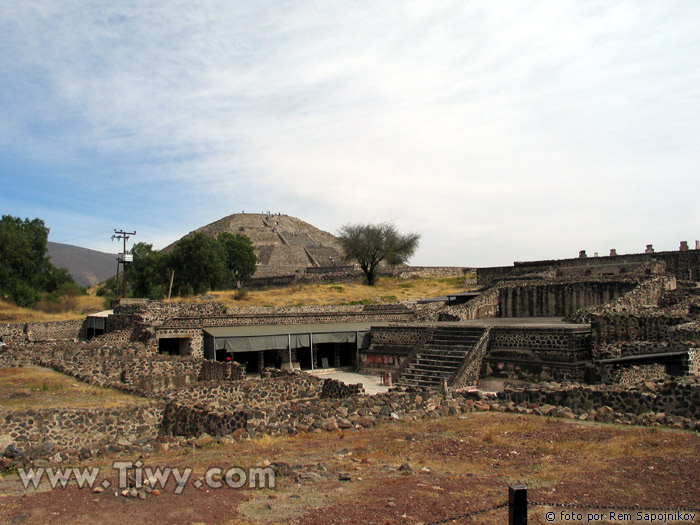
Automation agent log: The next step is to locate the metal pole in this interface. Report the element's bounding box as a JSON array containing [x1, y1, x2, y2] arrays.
[[122, 232, 127, 299], [112, 229, 135, 300], [288, 333, 292, 370], [509, 485, 528, 525], [310, 333, 314, 373]]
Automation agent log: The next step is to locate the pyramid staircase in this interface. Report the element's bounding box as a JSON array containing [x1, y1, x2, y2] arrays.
[[396, 327, 489, 388]]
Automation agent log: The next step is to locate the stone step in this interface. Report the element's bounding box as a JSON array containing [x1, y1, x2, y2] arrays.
[[396, 327, 487, 388], [433, 330, 483, 337], [409, 360, 460, 370], [433, 332, 481, 339], [415, 352, 464, 360], [430, 341, 479, 348], [432, 334, 481, 342], [424, 344, 473, 352], [423, 343, 472, 350], [414, 359, 463, 369], [431, 334, 479, 341], [405, 366, 455, 377], [419, 349, 469, 358], [396, 377, 443, 387]]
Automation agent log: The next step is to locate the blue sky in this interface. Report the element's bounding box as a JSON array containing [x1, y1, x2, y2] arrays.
[[1, 1, 699, 266]]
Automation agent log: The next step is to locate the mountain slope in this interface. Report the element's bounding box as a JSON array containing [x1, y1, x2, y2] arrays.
[[47, 242, 117, 287]]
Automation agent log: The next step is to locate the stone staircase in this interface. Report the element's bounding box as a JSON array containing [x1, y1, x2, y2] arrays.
[[396, 327, 488, 388]]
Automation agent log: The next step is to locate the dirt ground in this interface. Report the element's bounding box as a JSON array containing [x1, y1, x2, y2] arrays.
[[1, 412, 698, 524]]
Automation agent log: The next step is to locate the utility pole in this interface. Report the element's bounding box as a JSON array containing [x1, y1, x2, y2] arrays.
[[112, 229, 136, 300]]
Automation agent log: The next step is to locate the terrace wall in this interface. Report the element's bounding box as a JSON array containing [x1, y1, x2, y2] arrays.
[[477, 248, 700, 285]]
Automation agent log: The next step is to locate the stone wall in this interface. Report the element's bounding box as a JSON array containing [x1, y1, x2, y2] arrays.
[[670, 322, 700, 346], [572, 276, 675, 321], [103, 301, 418, 358], [688, 349, 700, 376], [32, 344, 204, 395], [246, 265, 471, 288], [359, 325, 432, 376], [490, 326, 592, 352], [163, 309, 415, 330], [426, 277, 638, 321], [14, 342, 244, 396], [159, 374, 325, 437], [477, 248, 700, 285], [452, 328, 491, 388], [93, 328, 138, 346], [438, 285, 501, 320], [482, 326, 593, 383], [0, 323, 25, 344], [591, 314, 686, 348], [153, 327, 203, 355], [0, 402, 164, 450], [498, 280, 639, 318], [0, 346, 32, 368], [387, 266, 474, 279], [1, 320, 86, 343], [111, 300, 228, 323], [198, 360, 246, 381], [498, 377, 700, 425], [369, 325, 431, 347], [605, 363, 668, 385], [158, 374, 458, 438], [320, 378, 365, 398]]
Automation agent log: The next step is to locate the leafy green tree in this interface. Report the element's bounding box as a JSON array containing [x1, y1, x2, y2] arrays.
[[337, 222, 420, 286], [128, 242, 169, 299], [217, 232, 257, 288], [0, 215, 77, 307], [168, 233, 229, 296]]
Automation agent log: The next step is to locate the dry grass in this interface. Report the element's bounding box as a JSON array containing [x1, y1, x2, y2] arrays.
[[0, 296, 105, 323], [0, 366, 151, 409], [212, 275, 474, 308], [2, 275, 474, 323]]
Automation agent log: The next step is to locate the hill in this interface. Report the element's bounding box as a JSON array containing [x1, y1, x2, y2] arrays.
[[47, 242, 117, 287], [164, 213, 345, 277]]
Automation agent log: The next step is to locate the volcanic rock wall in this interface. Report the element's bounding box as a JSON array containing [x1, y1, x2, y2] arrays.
[[0, 403, 164, 450]]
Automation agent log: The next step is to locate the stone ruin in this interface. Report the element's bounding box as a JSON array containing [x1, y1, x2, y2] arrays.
[[2, 243, 700, 463]]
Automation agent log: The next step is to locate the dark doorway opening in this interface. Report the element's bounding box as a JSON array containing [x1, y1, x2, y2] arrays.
[[158, 337, 190, 356], [232, 351, 261, 374], [86, 327, 105, 340], [297, 346, 312, 370], [263, 350, 283, 369], [316, 343, 336, 369], [337, 342, 357, 367], [315, 342, 357, 369]]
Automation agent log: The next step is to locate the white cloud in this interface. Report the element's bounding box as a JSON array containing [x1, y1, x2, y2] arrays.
[[1, 1, 699, 266]]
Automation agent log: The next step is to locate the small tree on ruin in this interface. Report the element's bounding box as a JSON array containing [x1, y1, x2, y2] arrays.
[[337, 222, 420, 286]]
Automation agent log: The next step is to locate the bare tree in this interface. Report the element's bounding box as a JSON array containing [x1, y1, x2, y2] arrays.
[[337, 222, 420, 286]]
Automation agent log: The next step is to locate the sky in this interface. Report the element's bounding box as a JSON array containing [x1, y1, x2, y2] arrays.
[[1, 1, 699, 267]]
